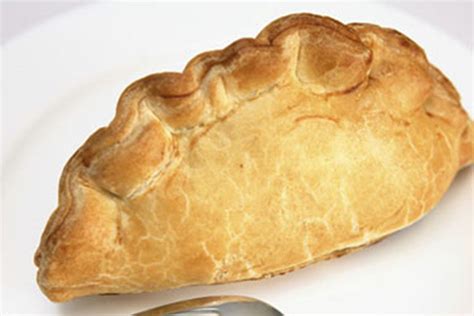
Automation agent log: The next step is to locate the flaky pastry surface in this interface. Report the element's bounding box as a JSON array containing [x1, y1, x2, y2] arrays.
[[35, 14, 474, 302]]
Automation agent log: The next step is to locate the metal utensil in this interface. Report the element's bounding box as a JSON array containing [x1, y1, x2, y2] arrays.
[[134, 296, 284, 316]]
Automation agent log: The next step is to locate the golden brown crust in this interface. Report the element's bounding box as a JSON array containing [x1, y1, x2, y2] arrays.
[[35, 13, 473, 302]]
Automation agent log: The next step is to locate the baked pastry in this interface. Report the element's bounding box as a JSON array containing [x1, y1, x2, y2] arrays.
[[35, 13, 473, 302]]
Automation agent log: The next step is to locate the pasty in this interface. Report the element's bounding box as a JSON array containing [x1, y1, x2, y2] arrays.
[[35, 14, 473, 302]]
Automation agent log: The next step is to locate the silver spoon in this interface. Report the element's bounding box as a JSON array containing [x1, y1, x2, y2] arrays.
[[134, 296, 284, 316]]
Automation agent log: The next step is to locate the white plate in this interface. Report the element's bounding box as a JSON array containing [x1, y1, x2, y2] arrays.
[[2, 3, 472, 315]]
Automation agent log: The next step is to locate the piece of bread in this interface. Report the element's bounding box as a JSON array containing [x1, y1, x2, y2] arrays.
[[35, 13, 473, 302]]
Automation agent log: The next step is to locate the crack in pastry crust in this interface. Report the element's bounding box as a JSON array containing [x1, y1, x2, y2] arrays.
[[35, 13, 473, 302]]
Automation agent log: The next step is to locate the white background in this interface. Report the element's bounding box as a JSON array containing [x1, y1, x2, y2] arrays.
[[2, 2, 473, 48], [1, 1, 473, 315]]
